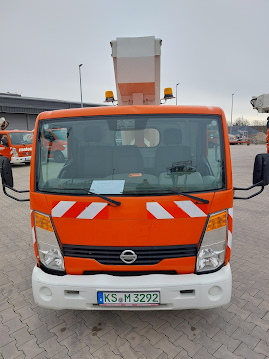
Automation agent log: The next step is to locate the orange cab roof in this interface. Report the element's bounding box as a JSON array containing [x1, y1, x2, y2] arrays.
[[38, 105, 224, 120]]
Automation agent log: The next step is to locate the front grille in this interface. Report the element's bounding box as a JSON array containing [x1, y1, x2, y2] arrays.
[[83, 270, 178, 276], [63, 244, 197, 265]]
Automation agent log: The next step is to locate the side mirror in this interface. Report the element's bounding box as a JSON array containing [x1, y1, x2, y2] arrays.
[[0, 156, 13, 187], [253, 153, 269, 186], [0, 156, 29, 202], [234, 153, 269, 200]]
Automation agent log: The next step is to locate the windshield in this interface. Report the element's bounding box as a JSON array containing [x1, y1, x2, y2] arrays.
[[36, 114, 226, 195], [9, 132, 33, 145]]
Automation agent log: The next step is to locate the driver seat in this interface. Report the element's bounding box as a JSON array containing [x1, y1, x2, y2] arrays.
[[154, 129, 192, 176]]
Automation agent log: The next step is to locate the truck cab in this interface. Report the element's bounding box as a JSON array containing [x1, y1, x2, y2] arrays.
[[0, 130, 33, 164], [29, 104, 233, 310]]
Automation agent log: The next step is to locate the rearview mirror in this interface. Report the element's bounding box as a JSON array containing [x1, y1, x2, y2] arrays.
[[0, 156, 13, 187], [253, 153, 269, 186]]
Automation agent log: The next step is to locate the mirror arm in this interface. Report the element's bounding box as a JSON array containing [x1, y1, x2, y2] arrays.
[[4, 184, 30, 193], [2, 184, 30, 202], [233, 180, 263, 191], [233, 184, 264, 200]]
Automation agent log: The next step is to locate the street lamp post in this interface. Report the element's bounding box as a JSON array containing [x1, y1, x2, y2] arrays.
[[176, 83, 180, 105], [79, 64, 83, 108], [231, 93, 234, 134]]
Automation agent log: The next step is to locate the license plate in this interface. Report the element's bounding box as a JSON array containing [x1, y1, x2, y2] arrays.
[[97, 291, 160, 306]]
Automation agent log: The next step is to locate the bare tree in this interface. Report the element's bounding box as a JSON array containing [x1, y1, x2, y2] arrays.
[[252, 119, 267, 126], [234, 117, 249, 126]]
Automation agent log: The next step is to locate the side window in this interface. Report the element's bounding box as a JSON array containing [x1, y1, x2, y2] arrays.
[[207, 122, 221, 179], [0, 134, 9, 147]]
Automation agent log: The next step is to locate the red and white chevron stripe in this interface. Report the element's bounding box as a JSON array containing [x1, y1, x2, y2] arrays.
[[51, 201, 108, 219], [146, 200, 207, 219], [31, 210, 36, 244], [228, 207, 233, 250], [31, 210, 39, 261]]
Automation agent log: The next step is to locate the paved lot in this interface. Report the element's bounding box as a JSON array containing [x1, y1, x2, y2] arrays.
[[0, 144, 269, 359]]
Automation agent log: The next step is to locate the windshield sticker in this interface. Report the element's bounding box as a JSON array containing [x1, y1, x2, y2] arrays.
[[129, 173, 142, 177], [90, 180, 125, 194]]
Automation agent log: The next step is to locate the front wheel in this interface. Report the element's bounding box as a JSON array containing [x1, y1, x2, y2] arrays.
[[54, 150, 65, 163]]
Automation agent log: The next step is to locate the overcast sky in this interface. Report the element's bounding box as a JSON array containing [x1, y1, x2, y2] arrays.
[[1, 0, 269, 123]]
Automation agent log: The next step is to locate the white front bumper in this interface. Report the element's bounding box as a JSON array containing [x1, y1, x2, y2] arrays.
[[32, 264, 232, 310], [11, 156, 31, 164]]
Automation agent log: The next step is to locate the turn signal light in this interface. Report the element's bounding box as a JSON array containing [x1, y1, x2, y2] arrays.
[[206, 211, 227, 232], [35, 212, 53, 232]]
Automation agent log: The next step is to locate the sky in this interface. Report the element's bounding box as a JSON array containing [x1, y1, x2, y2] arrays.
[[1, 0, 269, 124]]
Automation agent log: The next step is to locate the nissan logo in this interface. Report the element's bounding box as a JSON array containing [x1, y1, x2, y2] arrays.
[[120, 249, 137, 264]]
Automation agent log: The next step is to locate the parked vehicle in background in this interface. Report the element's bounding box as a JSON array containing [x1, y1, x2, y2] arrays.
[[0, 130, 33, 164], [228, 134, 239, 145], [42, 128, 67, 162]]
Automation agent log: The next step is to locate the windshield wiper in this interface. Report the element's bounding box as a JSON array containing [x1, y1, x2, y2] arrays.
[[164, 189, 209, 204], [123, 188, 209, 204], [87, 190, 121, 206], [45, 187, 121, 206]]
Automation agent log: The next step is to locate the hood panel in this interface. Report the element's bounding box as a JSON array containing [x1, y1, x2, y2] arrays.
[[45, 193, 214, 247], [30, 191, 234, 275], [53, 217, 207, 247]]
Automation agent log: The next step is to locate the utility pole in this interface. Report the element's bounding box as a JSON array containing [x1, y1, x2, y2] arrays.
[[176, 83, 180, 105], [79, 64, 83, 108], [230, 93, 234, 134]]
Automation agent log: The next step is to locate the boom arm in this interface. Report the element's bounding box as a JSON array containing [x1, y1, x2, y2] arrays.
[[110, 37, 162, 106], [251, 94, 269, 113]]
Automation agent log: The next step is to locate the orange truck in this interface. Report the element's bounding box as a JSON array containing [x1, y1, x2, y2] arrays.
[[1, 37, 269, 310], [42, 128, 67, 162], [0, 129, 33, 164]]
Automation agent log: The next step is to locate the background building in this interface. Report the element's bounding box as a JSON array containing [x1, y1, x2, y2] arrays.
[[0, 93, 102, 130]]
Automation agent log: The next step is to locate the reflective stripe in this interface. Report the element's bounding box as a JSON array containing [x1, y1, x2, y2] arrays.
[[32, 227, 36, 244], [228, 230, 232, 249], [52, 201, 76, 217], [77, 203, 107, 219], [227, 207, 233, 250], [174, 201, 207, 218], [30, 210, 36, 244], [146, 202, 174, 219]]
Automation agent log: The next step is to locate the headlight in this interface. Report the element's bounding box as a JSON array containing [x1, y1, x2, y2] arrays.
[[12, 147, 18, 157], [196, 210, 227, 273], [34, 211, 65, 272]]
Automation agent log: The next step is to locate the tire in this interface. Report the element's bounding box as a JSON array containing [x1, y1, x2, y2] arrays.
[[54, 150, 65, 163]]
